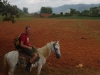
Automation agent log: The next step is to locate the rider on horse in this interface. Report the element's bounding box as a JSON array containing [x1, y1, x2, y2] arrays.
[[20, 26, 38, 72]]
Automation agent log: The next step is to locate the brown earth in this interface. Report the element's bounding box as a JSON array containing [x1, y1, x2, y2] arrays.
[[40, 14, 52, 18], [0, 18, 100, 75]]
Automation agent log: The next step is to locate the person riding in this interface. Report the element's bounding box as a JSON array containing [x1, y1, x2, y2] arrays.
[[20, 26, 38, 71]]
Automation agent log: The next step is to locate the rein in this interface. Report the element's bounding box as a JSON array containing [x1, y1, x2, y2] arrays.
[[53, 43, 58, 56], [37, 42, 58, 57], [36, 46, 50, 57]]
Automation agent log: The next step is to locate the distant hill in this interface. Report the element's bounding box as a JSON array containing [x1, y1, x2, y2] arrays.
[[52, 4, 100, 14]]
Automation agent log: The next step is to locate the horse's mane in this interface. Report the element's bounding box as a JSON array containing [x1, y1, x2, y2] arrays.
[[37, 42, 54, 58]]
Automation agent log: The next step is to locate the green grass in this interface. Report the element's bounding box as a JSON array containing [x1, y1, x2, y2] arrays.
[[53, 16, 100, 20], [15, 16, 34, 21], [0, 15, 4, 21], [0, 15, 100, 22], [0, 15, 34, 21]]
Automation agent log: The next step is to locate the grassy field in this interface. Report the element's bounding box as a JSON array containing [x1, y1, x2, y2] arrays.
[[0, 15, 34, 22], [0, 15, 100, 22], [56, 16, 100, 20]]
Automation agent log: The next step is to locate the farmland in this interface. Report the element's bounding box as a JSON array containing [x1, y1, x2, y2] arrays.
[[0, 18, 100, 75]]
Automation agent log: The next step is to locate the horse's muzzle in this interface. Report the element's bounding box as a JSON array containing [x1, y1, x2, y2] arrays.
[[56, 54, 61, 59]]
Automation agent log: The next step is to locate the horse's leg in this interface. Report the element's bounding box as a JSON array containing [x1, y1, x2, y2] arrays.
[[37, 65, 42, 75], [8, 66, 15, 75], [7, 51, 19, 75], [8, 60, 18, 75]]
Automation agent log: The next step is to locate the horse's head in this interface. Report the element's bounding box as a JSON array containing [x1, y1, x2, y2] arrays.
[[51, 41, 61, 59]]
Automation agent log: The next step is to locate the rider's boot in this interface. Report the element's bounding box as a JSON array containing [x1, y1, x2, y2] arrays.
[[25, 61, 32, 72]]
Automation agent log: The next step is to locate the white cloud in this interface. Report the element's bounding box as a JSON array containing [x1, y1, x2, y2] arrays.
[[9, 0, 100, 13]]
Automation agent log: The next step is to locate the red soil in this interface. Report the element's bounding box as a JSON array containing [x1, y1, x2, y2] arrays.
[[0, 19, 100, 74], [40, 14, 52, 18]]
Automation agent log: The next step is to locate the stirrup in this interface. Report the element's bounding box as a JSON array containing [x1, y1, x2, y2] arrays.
[[25, 65, 31, 72], [34, 56, 40, 63]]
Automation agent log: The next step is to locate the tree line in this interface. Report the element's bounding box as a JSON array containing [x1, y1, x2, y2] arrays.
[[34, 6, 100, 18], [68, 7, 100, 17], [51, 6, 100, 17], [0, 0, 100, 23]]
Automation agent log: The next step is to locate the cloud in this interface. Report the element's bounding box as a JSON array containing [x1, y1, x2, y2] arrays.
[[9, 0, 100, 13]]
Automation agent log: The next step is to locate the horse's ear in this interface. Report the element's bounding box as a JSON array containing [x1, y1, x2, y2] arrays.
[[56, 41, 59, 44]]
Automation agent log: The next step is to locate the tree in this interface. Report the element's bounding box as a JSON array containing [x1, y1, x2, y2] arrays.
[[76, 11, 80, 16], [32, 12, 39, 17], [23, 7, 28, 13], [52, 13, 56, 17], [33, 12, 38, 15], [0, 0, 19, 23], [64, 12, 70, 16], [81, 10, 90, 16], [70, 8, 76, 16], [40, 7, 52, 14], [60, 12, 63, 16], [17, 8, 24, 15], [90, 7, 100, 17]]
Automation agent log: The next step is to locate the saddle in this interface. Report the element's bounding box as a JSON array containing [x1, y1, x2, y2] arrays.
[[18, 50, 40, 67]]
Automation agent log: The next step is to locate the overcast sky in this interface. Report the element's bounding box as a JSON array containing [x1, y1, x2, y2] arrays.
[[9, 0, 100, 13]]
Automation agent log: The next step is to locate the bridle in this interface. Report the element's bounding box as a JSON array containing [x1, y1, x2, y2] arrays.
[[53, 43, 58, 56]]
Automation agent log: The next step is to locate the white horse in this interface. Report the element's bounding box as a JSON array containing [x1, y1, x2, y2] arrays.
[[4, 41, 61, 75]]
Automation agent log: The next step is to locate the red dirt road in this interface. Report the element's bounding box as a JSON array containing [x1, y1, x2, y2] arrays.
[[0, 19, 100, 74]]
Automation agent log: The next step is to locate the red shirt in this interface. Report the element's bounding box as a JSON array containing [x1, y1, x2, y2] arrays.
[[20, 33, 30, 46]]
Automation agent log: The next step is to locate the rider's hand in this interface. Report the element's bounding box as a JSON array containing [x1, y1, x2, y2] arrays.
[[32, 46, 36, 48], [28, 47, 32, 50]]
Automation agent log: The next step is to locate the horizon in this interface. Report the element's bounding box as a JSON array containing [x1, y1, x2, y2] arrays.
[[9, 0, 100, 13]]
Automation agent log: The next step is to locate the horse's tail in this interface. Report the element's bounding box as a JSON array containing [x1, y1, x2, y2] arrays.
[[4, 54, 9, 75]]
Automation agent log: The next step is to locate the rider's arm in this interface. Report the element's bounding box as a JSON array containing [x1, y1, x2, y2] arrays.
[[20, 41, 31, 49]]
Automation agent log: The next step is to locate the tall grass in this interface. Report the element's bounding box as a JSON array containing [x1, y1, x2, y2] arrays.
[[0, 15, 4, 21], [0, 15, 34, 22], [15, 16, 34, 21]]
